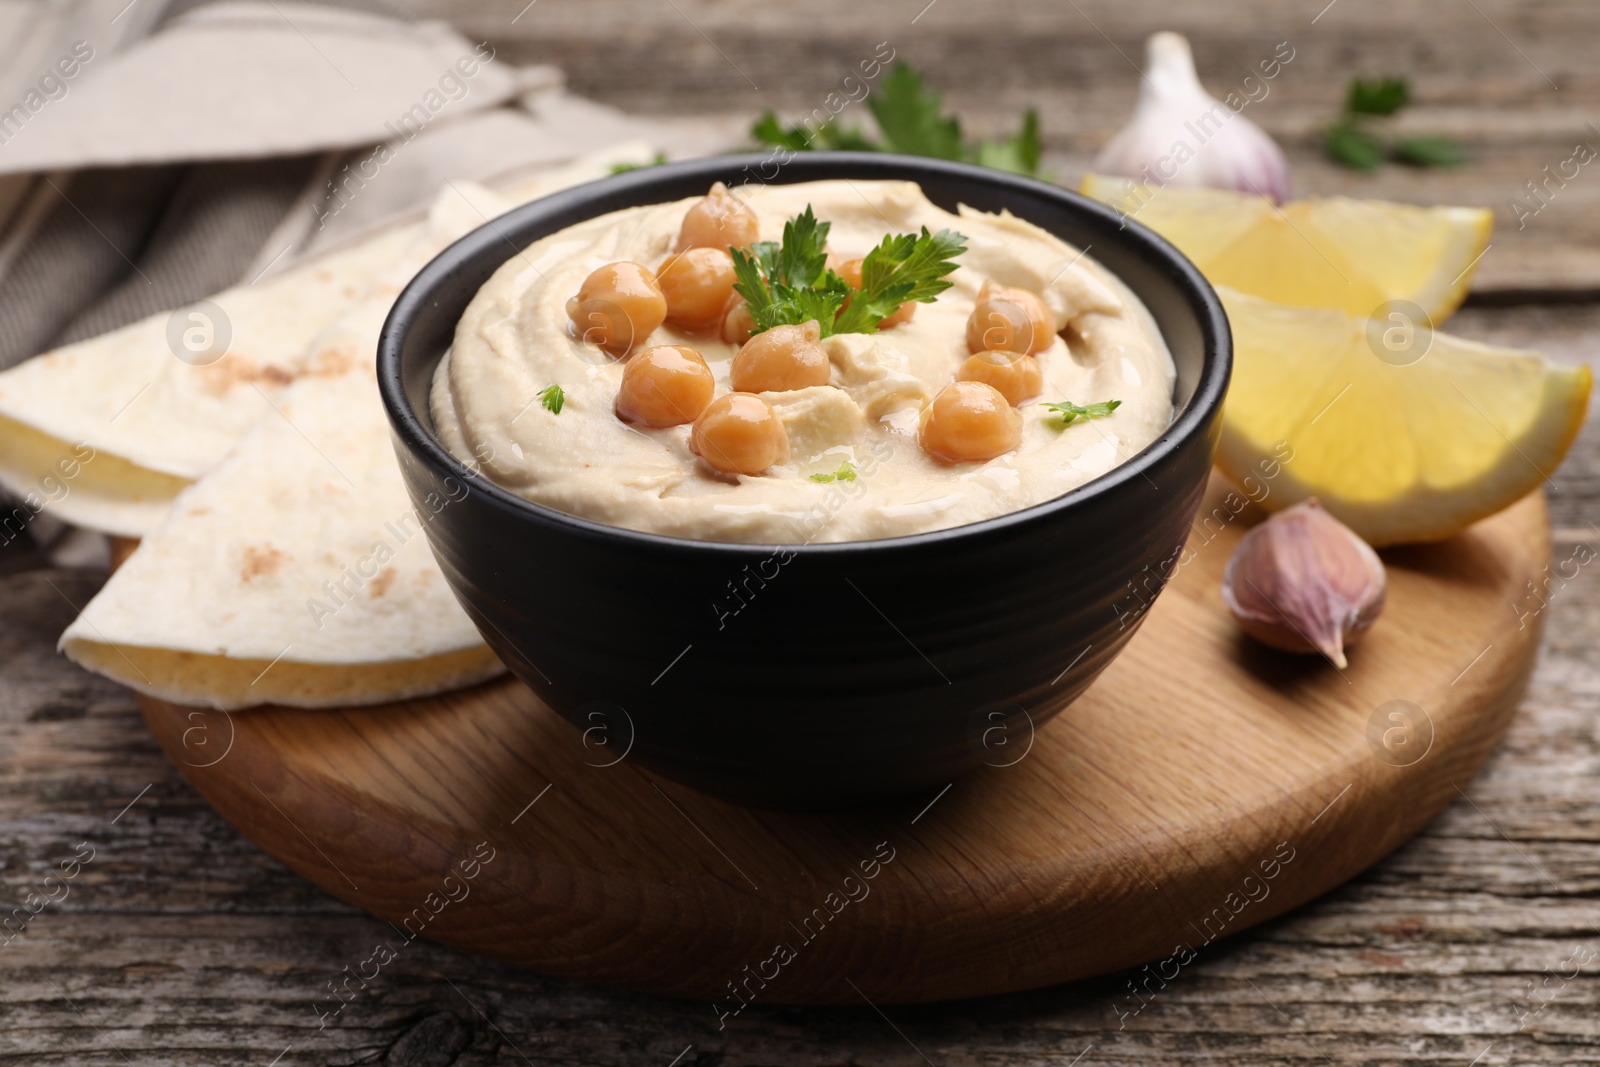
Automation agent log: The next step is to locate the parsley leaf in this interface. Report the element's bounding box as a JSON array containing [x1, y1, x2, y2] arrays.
[[751, 112, 811, 152], [767, 272, 853, 334], [1325, 120, 1385, 171], [1392, 135, 1469, 168], [831, 226, 967, 335], [730, 208, 852, 336], [870, 63, 965, 161], [537, 384, 565, 414], [769, 206, 831, 288], [609, 152, 667, 174], [733, 207, 966, 337], [750, 62, 1044, 177], [872, 64, 1043, 176], [1044, 399, 1121, 426], [972, 108, 1042, 176], [1324, 77, 1465, 171], [1347, 77, 1410, 116], [809, 460, 857, 483], [729, 245, 775, 325], [751, 112, 878, 152], [734, 205, 832, 323]]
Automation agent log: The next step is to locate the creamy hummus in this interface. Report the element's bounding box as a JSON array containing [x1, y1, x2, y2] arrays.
[[432, 180, 1176, 544]]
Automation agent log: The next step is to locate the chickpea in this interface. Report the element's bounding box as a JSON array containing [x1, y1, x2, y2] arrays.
[[956, 351, 1044, 405], [835, 257, 915, 329], [920, 381, 1022, 465], [729, 320, 831, 393], [566, 262, 666, 355], [691, 393, 790, 475], [676, 181, 760, 252], [721, 294, 756, 344], [964, 281, 1055, 355], [658, 247, 737, 329], [616, 345, 715, 427]]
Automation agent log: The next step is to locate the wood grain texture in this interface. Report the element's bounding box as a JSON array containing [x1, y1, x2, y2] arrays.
[[157, 0, 1600, 292], [117, 478, 1545, 1008], [5, 252, 1598, 1067], [429, 0, 1600, 296], [5, 2, 1600, 1055], [5, 492, 1597, 1064]]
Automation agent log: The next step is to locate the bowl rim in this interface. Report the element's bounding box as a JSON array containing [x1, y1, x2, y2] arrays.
[[378, 151, 1232, 557]]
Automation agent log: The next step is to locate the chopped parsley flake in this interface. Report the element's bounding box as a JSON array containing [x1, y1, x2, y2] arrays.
[[1044, 399, 1121, 426], [809, 460, 858, 483]]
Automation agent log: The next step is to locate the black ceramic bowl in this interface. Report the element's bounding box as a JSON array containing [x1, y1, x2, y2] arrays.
[[378, 153, 1230, 809]]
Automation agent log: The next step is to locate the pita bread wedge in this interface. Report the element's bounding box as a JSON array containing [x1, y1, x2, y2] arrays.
[[0, 141, 658, 539], [59, 147, 656, 709], [59, 183, 514, 709], [0, 222, 417, 536]]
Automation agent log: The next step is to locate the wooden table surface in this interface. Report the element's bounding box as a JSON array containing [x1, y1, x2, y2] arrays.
[[4, 1, 1598, 1063]]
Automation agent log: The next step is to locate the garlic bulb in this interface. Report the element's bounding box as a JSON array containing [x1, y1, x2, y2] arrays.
[[1222, 499, 1386, 668], [1094, 31, 1291, 203]]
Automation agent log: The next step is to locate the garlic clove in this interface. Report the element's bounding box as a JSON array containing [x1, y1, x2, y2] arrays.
[[1093, 31, 1291, 204], [1221, 499, 1387, 669]]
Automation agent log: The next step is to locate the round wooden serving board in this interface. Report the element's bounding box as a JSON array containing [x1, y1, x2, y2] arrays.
[[139, 479, 1550, 1005]]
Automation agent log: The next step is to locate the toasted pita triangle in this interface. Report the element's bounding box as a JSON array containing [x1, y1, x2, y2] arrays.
[[0, 143, 656, 538], [59, 184, 508, 708], [0, 223, 415, 536], [59, 149, 648, 708]]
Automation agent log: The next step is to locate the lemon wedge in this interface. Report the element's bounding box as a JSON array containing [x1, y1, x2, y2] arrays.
[[1079, 174, 1492, 321], [1216, 287, 1591, 546]]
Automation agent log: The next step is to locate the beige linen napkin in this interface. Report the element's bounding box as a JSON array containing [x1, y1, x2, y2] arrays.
[[0, 0, 739, 569], [0, 1, 534, 175]]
